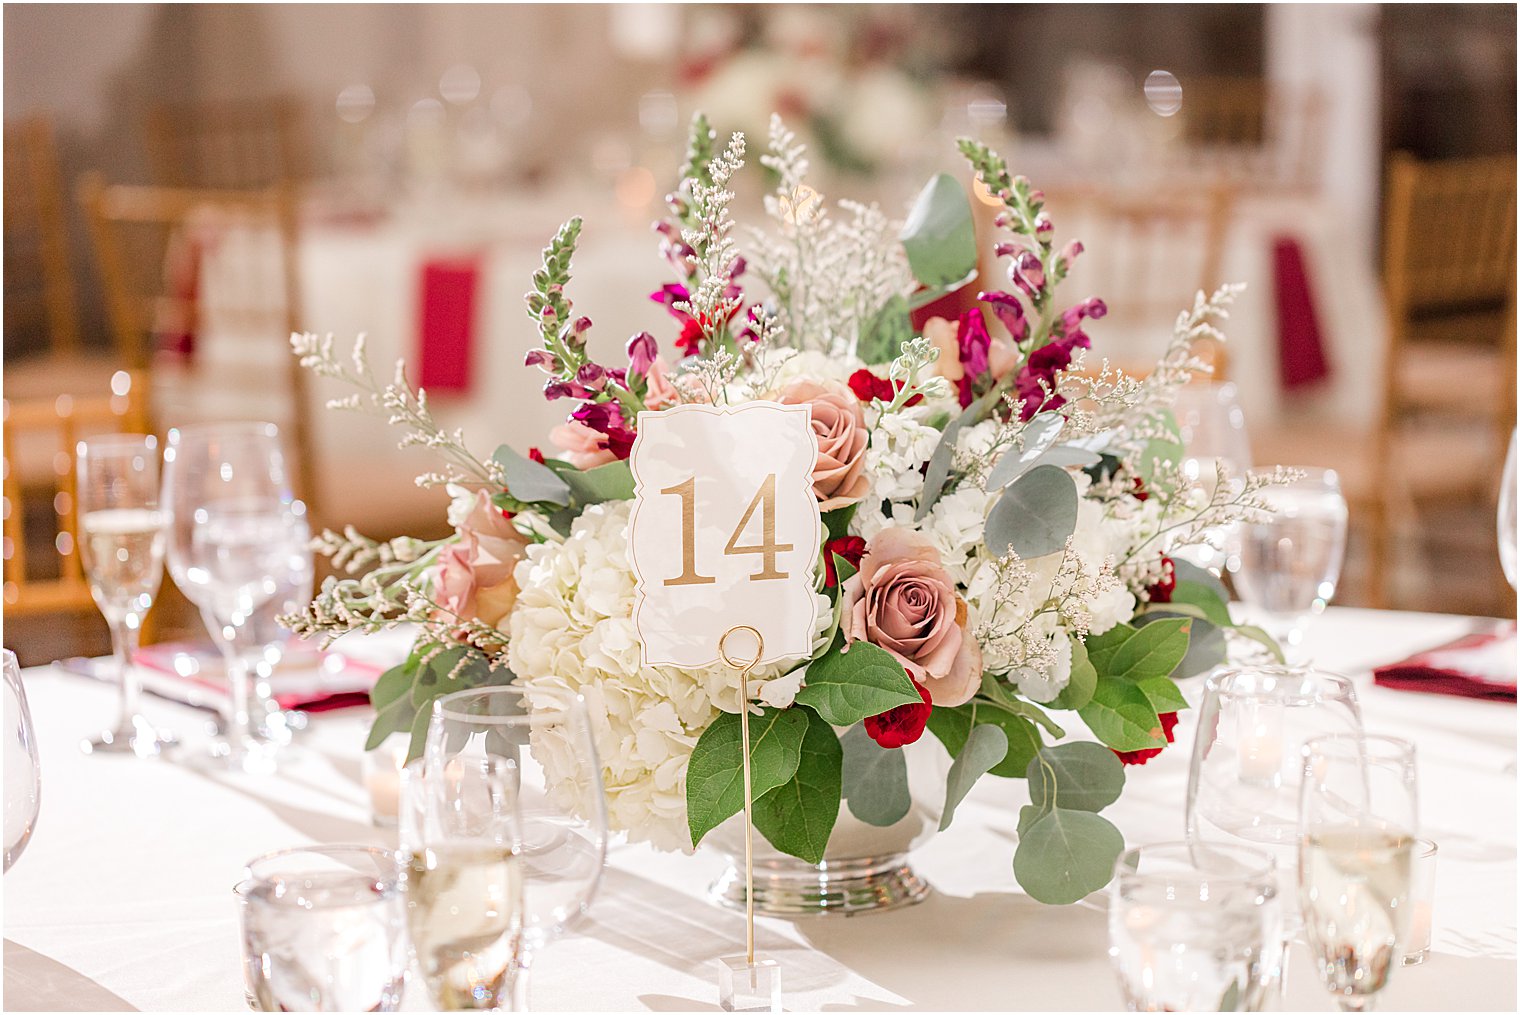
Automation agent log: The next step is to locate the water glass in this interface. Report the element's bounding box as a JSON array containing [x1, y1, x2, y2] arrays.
[[1171, 382, 1251, 572], [1108, 842, 1284, 1012], [1400, 838, 1438, 966], [3, 650, 40, 872], [1298, 734, 1419, 1012], [1228, 467, 1348, 658], [76, 434, 174, 756], [162, 421, 311, 771], [399, 753, 527, 1011], [235, 845, 408, 1012]]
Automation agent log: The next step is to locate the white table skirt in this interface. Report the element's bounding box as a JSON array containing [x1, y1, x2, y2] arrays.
[[5, 607, 1516, 1012]]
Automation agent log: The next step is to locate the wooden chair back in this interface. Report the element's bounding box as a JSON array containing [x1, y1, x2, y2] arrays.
[[144, 96, 308, 190], [76, 175, 318, 516], [3, 373, 150, 615], [1046, 184, 1236, 379], [4, 115, 81, 357], [1175, 77, 1326, 193]]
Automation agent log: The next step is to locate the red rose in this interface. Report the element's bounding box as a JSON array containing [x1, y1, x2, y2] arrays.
[[864, 679, 932, 749], [1132, 476, 1149, 502], [1114, 711, 1179, 766], [527, 447, 546, 464], [1146, 557, 1176, 604], [846, 368, 922, 407], [823, 535, 867, 587]]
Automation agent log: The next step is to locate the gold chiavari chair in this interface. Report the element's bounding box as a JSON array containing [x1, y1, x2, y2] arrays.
[[144, 95, 308, 190], [3, 373, 150, 617], [1174, 77, 1327, 194], [76, 174, 320, 520]]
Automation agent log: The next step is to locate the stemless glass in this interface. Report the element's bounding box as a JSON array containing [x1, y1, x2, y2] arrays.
[[1499, 429, 1516, 589], [162, 422, 310, 771], [1228, 467, 1349, 658], [1108, 842, 1285, 1012], [76, 434, 174, 756], [425, 685, 608, 1009], [3, 650, 40, 872], [235, 845, 408, 1012], [1298, 735, 1419, 1012], [399, 753, 527, 1011], [1186, 666, 1365, 883]]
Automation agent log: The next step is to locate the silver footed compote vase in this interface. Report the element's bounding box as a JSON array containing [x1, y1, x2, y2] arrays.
[[705, 731, 949, 916]]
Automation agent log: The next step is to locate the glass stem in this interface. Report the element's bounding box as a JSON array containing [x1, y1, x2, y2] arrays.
[[1337, 997, 1374, 1013], [111, 615, 143, 732], [224, 646, 257, 749], [505, 948, 532, 1012]]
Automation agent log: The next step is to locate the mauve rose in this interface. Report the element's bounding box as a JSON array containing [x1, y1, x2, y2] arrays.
[[776, 378, 869, 511], [431, 534, 525, 631], [549, 420, 618, 469], [643, 355, 681, 411], [840, 527, 982, 707]]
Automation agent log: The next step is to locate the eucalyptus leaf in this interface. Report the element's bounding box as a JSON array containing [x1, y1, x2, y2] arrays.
[[900, 173, 977, 287], [370, 656, 419, 712], [1013, 807, 1125, 905], [555, 459, 635, 504], [367, 694, 417, 751], [985, 465, 1079, 559], [1038, 444, 1104, 470], [1050, 636, 1098, 710], [985, 414, 1066, 492], [686, 708, 809, 849], [493, 444, 571, 506], [1026, 741, 1126, 813], [840, 724, 912, 827], [1233, 624, 1286, 662], [939, 723, 1008, 831], [794, 640, 921, 727], [916, 386, 1001, 521], [1170, 559, 1229, 601], [405, 703, 433, 764], [979, 675, 1065, 738], [751, 708, 843, 865], [926, 704, 1042, 779], [1077, 677, 1165, 752]]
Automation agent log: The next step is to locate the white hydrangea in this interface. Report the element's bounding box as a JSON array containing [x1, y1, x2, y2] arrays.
[[766, 348, 863, 388], [864, 413, 940, 502], [509, 500, 828, 853]]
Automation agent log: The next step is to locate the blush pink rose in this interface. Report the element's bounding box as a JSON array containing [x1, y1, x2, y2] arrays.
[[840, 527, 982, 707], [643, 355, 681, 411], [924, 315, 1017, 382], [776, 378, 869, 511], [549, 419, 619, 470], [432, 490, 529, 630]]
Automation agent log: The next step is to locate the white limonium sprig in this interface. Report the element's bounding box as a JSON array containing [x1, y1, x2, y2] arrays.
[[291, 331, 505, 490], [675, 131, 746, 343]]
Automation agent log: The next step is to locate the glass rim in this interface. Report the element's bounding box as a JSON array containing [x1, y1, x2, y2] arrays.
[[1205, 664, 1357, 704], [1113, 840, 1277, 885], [1301, 731, 1416, 765], [432, 684, 582, 726], [233, 843, 401, 898], [75, 432, 158, 454], [167, 420, 280, 444]]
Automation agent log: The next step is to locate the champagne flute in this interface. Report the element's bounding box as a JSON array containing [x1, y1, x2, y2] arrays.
[[162, 422, 308, 772], [76, 434, 174, 756], [400, 754, 526, 1011], [426, 685, 608, 1010], [1499, 429, 1516, 589], [1228, 467, 1348, 659], [3, 649, 40, 872], [1298, 734, 1419, 1012]]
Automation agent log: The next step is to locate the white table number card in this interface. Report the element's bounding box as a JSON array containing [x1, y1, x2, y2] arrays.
[[628, 402, 822, 669]]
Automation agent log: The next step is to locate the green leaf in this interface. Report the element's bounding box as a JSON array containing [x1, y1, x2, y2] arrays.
[[370, 654, 420, 712], [493, 445, 571, 506], [1078, 677, 1164, 752], [1050, 636, 1098, 710], [549, 459, 636, 504], [822, 504, 857, 543], [405, 702, 433, 764], [1234, 624, 1286, 662], [1171, 559, 1229, 601], [412, 646, 491, 708], [985, 465, 1079, 559], [916, 385, 1002, 520], [1135, 674, 1190, 714], [752, 708, 843, 865], [859, 294, 913, 365], [366, 694, 417, 751], [1219, 979, 1242, 1012], [1086, 618, 1192, 683], [979, 675, 1065, 738], [985, 414, 1066, 492], [1170, 579, 1233, 628], [839, 724, 911, 827], [1013, 808, 1125, 905], [830, 552, 858, 588], [900, 173, 978, 287], [927, 703, 1042, 779], [1026, 742, 1125, 813], [1017, 803, 1043, 837], [686, 708, 810, 849], [1039, 444, 1103, 470], [794, 640, 921, 727], [939, 723, 1008, 831]]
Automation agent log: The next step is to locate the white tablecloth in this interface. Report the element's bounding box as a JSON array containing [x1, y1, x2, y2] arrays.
[[5, 607, 1516, 1012]]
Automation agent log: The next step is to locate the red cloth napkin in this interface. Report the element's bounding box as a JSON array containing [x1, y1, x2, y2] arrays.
[[417, 256, 482, 393], [135, 642, 383, 712], [1373, 625, 1518, 702], [1272, 236, 1331, 390]]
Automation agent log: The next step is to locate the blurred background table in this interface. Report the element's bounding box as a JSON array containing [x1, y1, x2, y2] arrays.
[[5, 606, 1514, 1011]]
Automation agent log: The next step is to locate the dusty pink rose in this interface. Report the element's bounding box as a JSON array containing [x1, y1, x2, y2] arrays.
[[840, 527, 982, 707], [776, 378, 869, 511], [923, 315, 1017, 383], [549, 419, 619, 470], [643, 355, 681, 411], [432, 490, 529, 629]]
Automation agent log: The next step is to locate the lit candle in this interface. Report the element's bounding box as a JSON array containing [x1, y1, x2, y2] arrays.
[[363, 740, 406, 825], [1237, 701, 1284, 783]]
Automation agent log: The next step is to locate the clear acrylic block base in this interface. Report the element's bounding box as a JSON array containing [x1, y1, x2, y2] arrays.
[[717, 954, 781, 1012]]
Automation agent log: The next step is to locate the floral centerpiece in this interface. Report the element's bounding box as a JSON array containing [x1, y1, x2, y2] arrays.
[[285, 114, 1285, 906]]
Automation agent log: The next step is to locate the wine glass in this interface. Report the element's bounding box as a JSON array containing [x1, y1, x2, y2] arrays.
[[162, 422, 310, 771], [3, 649, 40, 872], [1186, 666, 1365, 889], [1171, 382, 1252, 572], [1298, 734, 1419, 1012], [1499, 429, 1516, 589], [426, 685, 608, 1009], [1227, 467, 1349, 659], [76, 434, 175, 756], [399, 753, 526, 1011], [1108, 842, 1285, 1012]]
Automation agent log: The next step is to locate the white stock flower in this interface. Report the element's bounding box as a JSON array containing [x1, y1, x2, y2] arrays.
[[865, 413, 939, 502]]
